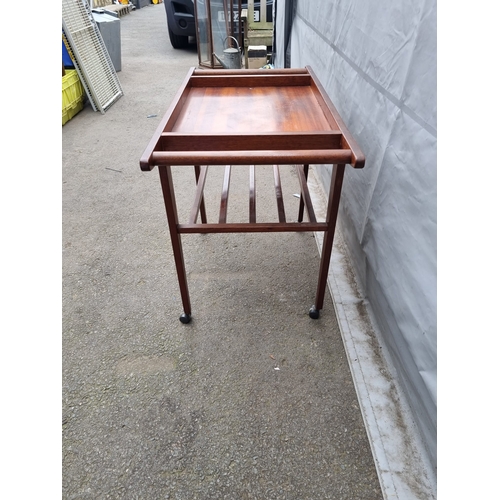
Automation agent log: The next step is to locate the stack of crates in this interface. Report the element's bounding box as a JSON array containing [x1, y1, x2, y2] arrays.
[[62, 39, 85, 125], [62, 70, 85, 125]]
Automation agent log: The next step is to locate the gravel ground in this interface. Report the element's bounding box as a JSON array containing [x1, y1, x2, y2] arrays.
[[62, 4, 383, 499]]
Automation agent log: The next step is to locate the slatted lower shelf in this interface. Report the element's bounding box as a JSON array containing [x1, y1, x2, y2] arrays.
[[185, 164, 323, 233]]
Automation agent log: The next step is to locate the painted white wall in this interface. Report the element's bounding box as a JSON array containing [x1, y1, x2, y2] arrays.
[[274, 0, 437, 470]]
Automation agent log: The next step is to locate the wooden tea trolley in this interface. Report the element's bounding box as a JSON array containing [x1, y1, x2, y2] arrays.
[[140, 67, 364, 323]]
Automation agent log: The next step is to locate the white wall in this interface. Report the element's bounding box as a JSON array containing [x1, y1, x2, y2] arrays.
[[274, 0, 437, 469]]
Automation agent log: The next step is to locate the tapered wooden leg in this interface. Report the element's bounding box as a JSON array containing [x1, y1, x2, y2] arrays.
[[158, 165, 192, 323], [297, 164, 309, 222], [194, 165, 207, 223], [310, 164, 345, 319]]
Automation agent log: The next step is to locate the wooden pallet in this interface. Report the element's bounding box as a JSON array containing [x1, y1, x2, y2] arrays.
[[93, 0, 111, 7], [102, 3, 132, 17]]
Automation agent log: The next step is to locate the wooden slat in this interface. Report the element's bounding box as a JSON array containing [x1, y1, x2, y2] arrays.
[[249, 165, 256, 223], [297, 164, 309, 223], [193, 68, 308, 76], [150, 149, 352, 166], [160, 132, 342, 152], [273, 165, 286, 222], [189, 166, 208, 224], [219, 165, 232, 224], [296, 164, 317, 223], [189, 75, 311, 88], [194, 165, 207, 223], [178, 222, 328, 234]]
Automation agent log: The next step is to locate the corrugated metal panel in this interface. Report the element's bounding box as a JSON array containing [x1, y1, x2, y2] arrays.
[[62, 0, 123, 113]]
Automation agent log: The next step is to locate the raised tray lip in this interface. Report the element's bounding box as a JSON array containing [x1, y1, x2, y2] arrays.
[[140, 66, 365, 171]]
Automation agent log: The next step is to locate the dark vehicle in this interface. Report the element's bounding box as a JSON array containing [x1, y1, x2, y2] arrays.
[[164, 0, 273, 49], [164, 0, 196, 48]]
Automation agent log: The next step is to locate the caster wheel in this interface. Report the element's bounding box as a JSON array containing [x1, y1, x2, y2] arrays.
[[179, 313, 192, 324], [309, 306, 320, 319]]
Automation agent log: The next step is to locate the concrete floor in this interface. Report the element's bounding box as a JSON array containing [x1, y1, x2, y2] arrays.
[[62, 5, 383, 498]]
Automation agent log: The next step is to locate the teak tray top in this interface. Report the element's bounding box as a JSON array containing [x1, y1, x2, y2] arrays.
[[140, 66, 364, 170]]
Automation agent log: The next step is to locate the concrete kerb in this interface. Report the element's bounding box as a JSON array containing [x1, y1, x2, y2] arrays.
[[308, 167, 437, 500]]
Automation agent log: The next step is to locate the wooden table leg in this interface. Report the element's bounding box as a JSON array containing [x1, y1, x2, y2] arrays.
[[158, 165, 192, 323], [310, 164, 345, 319]]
